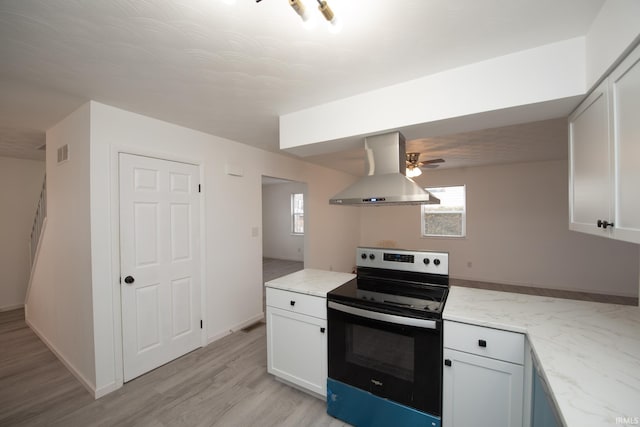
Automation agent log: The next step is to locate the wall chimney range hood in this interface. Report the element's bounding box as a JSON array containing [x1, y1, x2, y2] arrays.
[[329, 132, 440, 206]]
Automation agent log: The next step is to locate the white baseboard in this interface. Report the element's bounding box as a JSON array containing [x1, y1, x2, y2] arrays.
[[207, 313, 265, 345], [94, 381, 122, 399], [0, 304, 24, 312], [25, 317, 98, 399]]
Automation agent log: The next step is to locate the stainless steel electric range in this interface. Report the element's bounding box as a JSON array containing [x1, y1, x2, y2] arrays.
[[326, 247, 449, 427]]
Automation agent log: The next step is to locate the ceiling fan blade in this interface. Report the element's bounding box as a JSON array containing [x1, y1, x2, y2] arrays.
[[421, 158, 445, 164], [421, 164, 441, 169]]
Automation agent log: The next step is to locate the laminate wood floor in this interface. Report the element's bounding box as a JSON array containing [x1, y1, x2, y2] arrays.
[[262, 258, 304, 283], [0, 309, 348, 427], [262, 258, 304, 312]]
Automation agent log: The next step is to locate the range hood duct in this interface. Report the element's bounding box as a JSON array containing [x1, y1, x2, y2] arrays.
[[329, 132, 440, 206]]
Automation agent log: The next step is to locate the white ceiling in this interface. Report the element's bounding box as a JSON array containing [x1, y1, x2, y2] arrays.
[[0, 0, 604, 167], [306, 117, 569, 174]]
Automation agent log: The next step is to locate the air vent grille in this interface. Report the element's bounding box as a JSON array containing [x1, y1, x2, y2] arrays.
[[57, 144, 69, 164]]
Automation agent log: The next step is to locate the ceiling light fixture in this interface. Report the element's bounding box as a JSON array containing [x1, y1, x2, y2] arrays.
[[277, 0, 340, 32], [317, 0, 341, 32], [406, 166, 422, 178], [289, 0, 311, 22], [256, 0, 341, 32]]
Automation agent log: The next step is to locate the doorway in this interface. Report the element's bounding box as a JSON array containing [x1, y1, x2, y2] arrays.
[[261, 176, 306, 307]]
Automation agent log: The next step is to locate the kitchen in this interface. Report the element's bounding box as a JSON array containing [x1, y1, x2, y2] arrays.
[[1, 0, 639, 426]]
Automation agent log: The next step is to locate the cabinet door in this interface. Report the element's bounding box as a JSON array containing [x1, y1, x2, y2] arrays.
[[266, 306, 327, 397], [610, 44, 640, 244], [443, 348, 524, 427], [568, 80, 612, 237]]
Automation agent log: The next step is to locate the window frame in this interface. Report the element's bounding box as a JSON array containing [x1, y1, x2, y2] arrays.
[[421, 185, 466, 238], [291, 192, 304, 235]]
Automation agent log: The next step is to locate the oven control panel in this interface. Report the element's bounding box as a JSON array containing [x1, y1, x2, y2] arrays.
[[356, 247, 449, 275]]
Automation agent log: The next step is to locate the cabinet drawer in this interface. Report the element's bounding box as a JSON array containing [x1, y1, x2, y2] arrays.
[[266, 287, 326, 319], [444, 321, 524, 365]]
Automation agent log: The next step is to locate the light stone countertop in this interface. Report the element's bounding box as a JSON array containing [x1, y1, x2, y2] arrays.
[[265, 269, 355, 297], [444, 286, 640, 427]]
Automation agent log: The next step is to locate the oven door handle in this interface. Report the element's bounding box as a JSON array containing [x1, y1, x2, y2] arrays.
[[328, 301, 437, 329]]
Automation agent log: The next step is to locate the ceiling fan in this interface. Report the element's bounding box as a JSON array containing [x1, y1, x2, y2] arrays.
[[405, 152, 445, 177]]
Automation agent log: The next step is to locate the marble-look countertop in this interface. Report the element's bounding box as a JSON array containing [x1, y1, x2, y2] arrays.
[[265, 269, 355, 297], [444, 286, 640, 427]]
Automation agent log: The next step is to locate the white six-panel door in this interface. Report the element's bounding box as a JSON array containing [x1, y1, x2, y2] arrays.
[[119, 153, 201, 382]]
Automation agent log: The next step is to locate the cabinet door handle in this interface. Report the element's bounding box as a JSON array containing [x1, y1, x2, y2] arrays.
[[597, 219, 615, 229], [478, 339, 487, 347], [444, 359, 452, 367], [290, 300, 295, 306], [320, 327, 325, 333]]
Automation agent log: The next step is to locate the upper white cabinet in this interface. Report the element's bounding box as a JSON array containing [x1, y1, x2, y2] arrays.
[[568, 80, 611, 236], [569, 43, 640, 244], [609, 44, 640, 243]]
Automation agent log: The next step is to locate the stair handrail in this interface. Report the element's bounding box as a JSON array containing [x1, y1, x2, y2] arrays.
[[29, 175, 47, 267]]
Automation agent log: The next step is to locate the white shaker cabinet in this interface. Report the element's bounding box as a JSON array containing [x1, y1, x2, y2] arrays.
[[568, 79, 611, 237], [443, 321, 525, 427], [266, 287, 327, 398], [569, 43, 640, 244]]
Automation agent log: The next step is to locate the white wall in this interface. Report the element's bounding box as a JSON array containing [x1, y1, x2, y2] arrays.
[[25, 103, 97, 393], [262, 181, 306, 261], [359, 160, 639, 297], [88, 101, 359, 395], [585, 0, 640, 89], [0, 157, 45, 310], [280, 37, 586, 153]]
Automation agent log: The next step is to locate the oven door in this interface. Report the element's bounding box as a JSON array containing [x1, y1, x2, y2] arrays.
[[327, 300, 442, 416]]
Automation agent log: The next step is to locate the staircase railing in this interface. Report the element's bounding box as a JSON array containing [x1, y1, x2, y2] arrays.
[[29, 175, 47, 267]]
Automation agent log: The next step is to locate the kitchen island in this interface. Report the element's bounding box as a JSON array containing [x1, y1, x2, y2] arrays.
[[265, 268, 355, 297], [264, 269, 355, 398], [444, 286, 640, 427]]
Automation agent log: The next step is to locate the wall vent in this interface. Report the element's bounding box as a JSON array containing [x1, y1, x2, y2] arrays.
[[57, 144, 69, 164]]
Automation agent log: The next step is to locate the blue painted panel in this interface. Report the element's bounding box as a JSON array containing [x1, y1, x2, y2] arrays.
[[532, 369, 562, 427], [327, 378, 440, 427]]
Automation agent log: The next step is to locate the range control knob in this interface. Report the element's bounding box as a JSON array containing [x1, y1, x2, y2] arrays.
[[361, 253, 367, 260], [423, 258, 430, 265], [369, 254, 375, 260], [434, 258, 441, 266]]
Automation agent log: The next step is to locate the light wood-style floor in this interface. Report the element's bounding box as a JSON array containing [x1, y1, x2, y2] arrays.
[[262, 257, 304, 311], [262, 258, 304, 283], [0, 308, 347, 426]]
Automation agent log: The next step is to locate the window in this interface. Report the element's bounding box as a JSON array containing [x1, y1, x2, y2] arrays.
[[291, 193, 304, 234], [422, 185, 466, 237]]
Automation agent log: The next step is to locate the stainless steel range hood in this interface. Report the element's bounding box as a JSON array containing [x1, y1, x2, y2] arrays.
[[329, 132, 440, 206]]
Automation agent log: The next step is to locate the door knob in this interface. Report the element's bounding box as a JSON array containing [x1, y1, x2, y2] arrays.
[[124, 276, 135, 284]]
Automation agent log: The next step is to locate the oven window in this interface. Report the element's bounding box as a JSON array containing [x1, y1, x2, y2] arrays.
[[346, 323, 414, 382]]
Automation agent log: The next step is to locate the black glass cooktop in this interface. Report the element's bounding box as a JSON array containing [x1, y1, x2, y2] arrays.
[[328, 274, 448, 320]]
